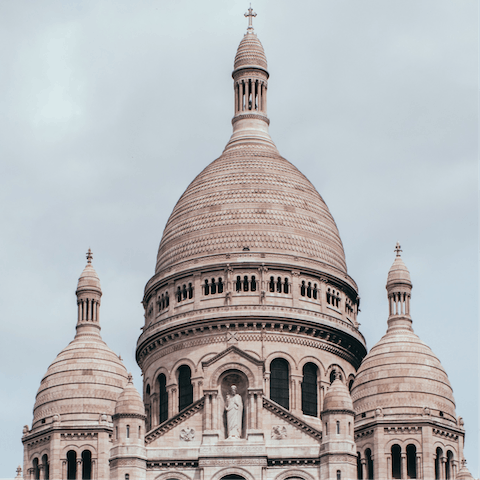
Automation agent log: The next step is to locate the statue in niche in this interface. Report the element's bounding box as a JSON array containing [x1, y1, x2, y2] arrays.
[[225, 385, 243, 439]]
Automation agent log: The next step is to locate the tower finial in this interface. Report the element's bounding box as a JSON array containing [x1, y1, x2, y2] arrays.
[[245, 4, 257, 31], [86, 248, 93, 264], [394, 242, 402, 257]]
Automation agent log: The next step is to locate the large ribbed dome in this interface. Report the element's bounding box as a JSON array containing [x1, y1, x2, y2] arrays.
[[234, 31, 268, 71], [33, 330, 128, 428], [155, 142, 347, 275]]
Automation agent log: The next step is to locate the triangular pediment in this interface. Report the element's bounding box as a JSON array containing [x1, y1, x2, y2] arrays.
[[202, 345, 264, 368]]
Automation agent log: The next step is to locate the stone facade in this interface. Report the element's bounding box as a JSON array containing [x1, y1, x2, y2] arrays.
[[21, 10, 474, 480]]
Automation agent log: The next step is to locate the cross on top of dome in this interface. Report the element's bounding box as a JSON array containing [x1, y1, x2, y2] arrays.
[[394, 242, 402, 257], [87, 248, 93, 263], [245, 5, 257, 31]]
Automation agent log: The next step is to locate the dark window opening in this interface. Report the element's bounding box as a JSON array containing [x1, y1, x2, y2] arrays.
[[270, 358, 289, 410], [33, 458, 40, 480], [313, 283, 318, 299], [67, 451, 76, 480], [81, 450, 92, 480], [251, 275, 256, 292], [301, 362, 318, 416], [284, 278, 289, 294], [204, 279, 210, 295], [365, 448, 374, 480], [188, 283, 193, 299], [407, 444, 417, 479], [158, 373, 168, 424], [42, 454, 49, 480], [182, 284, 187, 300], [236, 276, 241, 292], [307, 282, 312, 298], [178, 365, 193, 411], [357, 452, 363, 480], [211, 278, 217, 294], [276, 276, 282, 293], [218, 277, 224, 293], [391, 444, 401, 479], [177, 286, 182, 302], [269, 276, 275, 292], [337, 471, 341, 480], [301, 281, 306, 296], [165, 291, 169, 307], [243, 275, 249, 292]]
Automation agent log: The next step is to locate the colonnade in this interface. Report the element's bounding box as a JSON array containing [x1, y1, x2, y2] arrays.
[[234, 79, 267, 114], [77, 298, 100, 323]]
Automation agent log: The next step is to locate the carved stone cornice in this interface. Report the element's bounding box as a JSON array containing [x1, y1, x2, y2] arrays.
[[263, 397, 322, 441]]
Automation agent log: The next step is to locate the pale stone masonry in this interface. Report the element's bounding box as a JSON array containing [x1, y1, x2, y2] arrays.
[[21, 9, 474, 480]]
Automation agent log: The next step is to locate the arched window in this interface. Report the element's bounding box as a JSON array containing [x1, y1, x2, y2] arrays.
[[243, 275, 249, 291], [391, 444, 401, 479], [284, 278, 289, 293], [406, 444, 417, 479], [81, 450, 92, 480], [32, 458, 40, 480], [270, 358, 289, 409], [435, 447, 443, 480], [178, 365, 193, 411], [126, 424, 130, 438], [301, 280, 306, 296], [182, 284, 187, 300], [307, 281, 312, 298], [269, 276, 275, 292], [42, 454, 49, 480], [165, 291, 169, 307], [313, 283, 318, 299], [327, 287, 331, 304], [365, 448, 374, 479], [145, 384, 151, 431], [330, 369, 341, 384], [177, 286, 182, 302], [276, 277, 282, 293], [446, 451, 454, 480], [204, 279, 210, 295], [188, 283, 193, 299], [336, 420, 340, 434], [251, 276, 256, 291], [336, 471, 341, 480], [218, 277, 224, 293], [158, 373, 168, 424], [301, 362, 318, 416], [236, 276, 241, 292], [357, 452, 363, 479], [67, 451, 76, 480], [211, 278, 217, 294]]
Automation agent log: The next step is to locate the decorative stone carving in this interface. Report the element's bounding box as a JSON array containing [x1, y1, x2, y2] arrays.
[[180, 427, 195, 441], [374, 407, 383, 418], [271, 425, 287, 439]]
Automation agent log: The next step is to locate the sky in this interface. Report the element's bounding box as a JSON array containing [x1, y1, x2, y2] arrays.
[[0, 1, 478, 478]]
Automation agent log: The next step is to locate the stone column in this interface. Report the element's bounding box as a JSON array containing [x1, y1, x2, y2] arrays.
[[256, 392, 263, 429], [62, 461, 67, 480], [76, 460, 82, 480], [385, 453, 391, 480], [291, 270, 300, 308], [441, 457, 447, 480], [291, 374, 302, 415], [361, 458, 367, 480], [264, 372, 270, 400], [248, 391, 255, 429], [194, 273, 201, 309], [263, 84, 267, 112], [211, 391, 218, 430], [416, 454, 422, 480], [401, 453, 407, 480]]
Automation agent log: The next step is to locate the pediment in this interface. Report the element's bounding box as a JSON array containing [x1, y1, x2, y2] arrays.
[[202, 345, 264, 368]]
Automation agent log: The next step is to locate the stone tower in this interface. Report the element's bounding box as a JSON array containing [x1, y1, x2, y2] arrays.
[[351, 244, 466, 479], [22, 251, 128, 479], [136, 8, 366, 480]]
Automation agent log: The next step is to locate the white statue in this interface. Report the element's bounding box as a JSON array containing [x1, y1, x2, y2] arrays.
[[225, 385, 243, 439]]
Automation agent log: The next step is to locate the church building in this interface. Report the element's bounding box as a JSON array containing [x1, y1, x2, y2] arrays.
[[21, 9, 474, 480]]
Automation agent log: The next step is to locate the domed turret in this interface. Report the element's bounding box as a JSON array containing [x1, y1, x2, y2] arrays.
[[115, 373, 146, 417], [31, 251, 128, 428], [323, 373, 354, 412], [351, 245, 457, 423]]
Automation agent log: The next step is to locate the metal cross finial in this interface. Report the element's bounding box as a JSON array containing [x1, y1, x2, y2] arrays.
[[394, 242, 402, 257], [86, 248, 93, 263], [245, 4, 257, 30]]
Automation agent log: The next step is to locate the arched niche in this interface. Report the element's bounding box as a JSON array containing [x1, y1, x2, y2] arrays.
[[218, 369, 249, 440]]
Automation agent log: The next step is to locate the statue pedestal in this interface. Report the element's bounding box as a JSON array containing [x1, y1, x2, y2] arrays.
[[201, 431, 220, 444], [247, 429, 264, 443]]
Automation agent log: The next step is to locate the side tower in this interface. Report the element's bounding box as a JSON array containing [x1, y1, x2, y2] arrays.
[[351, 244, 467, 480], [110, 374, 147, 480], [136, 9, 366, 480], [22, 251, 128, 479]]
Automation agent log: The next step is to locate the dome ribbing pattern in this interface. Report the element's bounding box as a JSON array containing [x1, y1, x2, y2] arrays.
[[234, 31, 268, 71], [156, 143, 347, 275]]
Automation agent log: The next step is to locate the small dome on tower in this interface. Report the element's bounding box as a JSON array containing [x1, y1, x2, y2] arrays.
[[323, 373, 354, 412], [115, 373, 145, 417], [234, 32, 268, 71], [456, 460, 474, 480], [386, 242, 412, 289], [233, 7, 268, 72], [76, 248, 102, 294]]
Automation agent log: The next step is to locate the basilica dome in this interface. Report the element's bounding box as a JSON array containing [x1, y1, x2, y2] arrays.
[[156, 145, 347, 276], [233, 30, 268, 71], [351, 249, 456, 423], [32, 254, 128, 429]]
